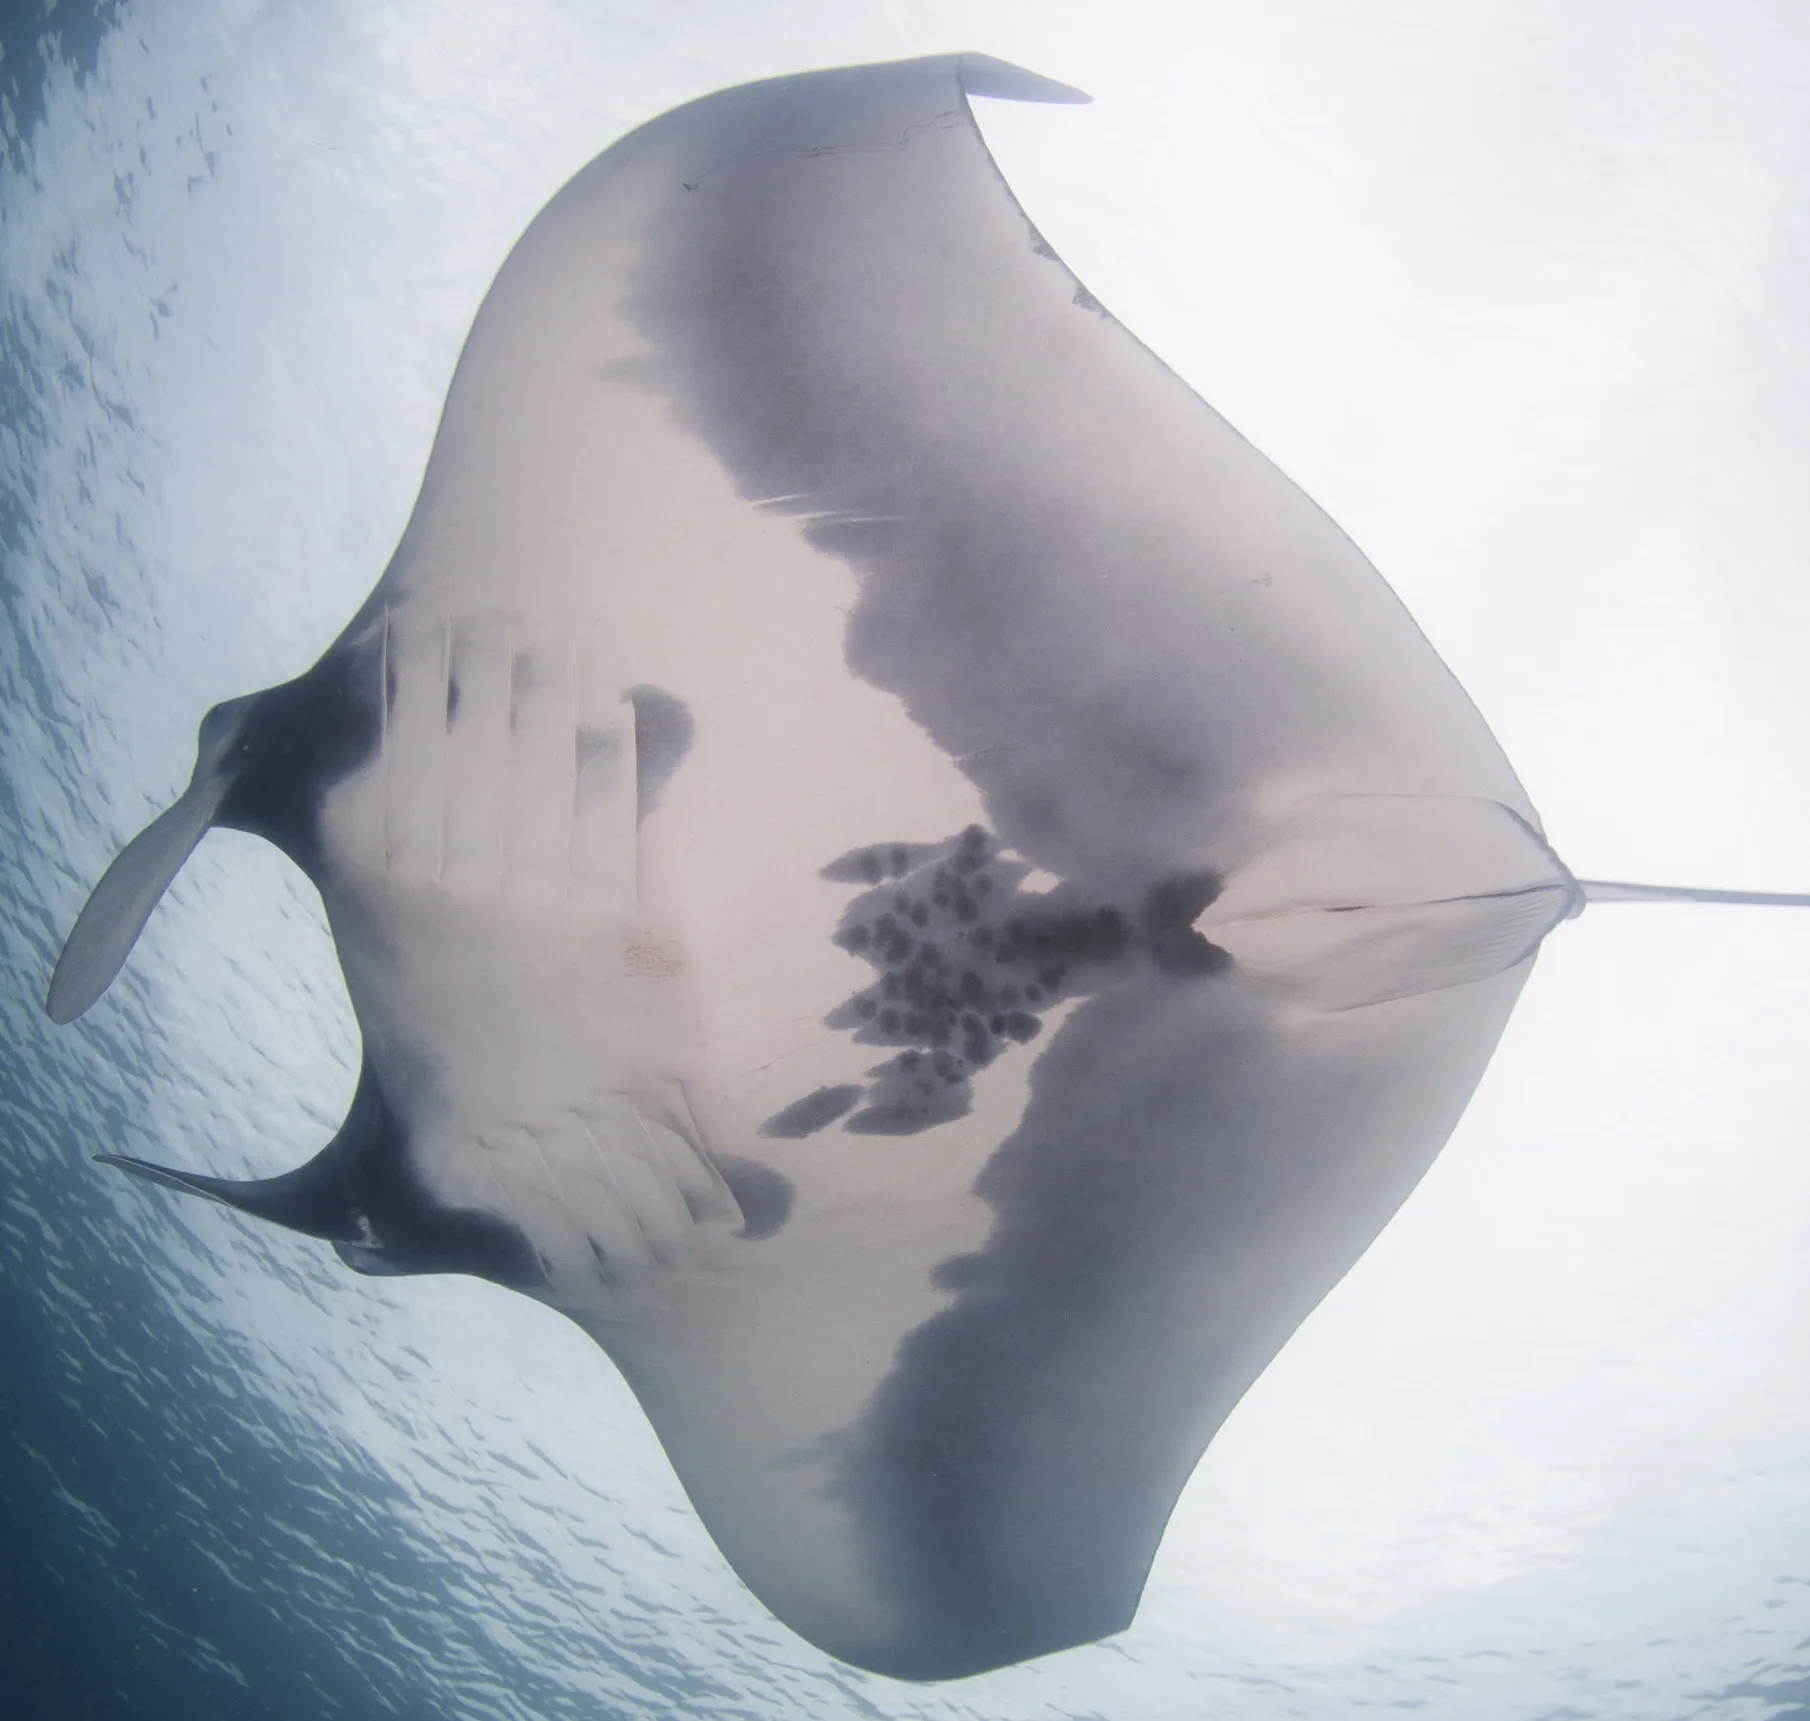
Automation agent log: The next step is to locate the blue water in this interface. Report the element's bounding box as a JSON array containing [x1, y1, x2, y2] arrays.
[[7, 4, 1810, 1718]]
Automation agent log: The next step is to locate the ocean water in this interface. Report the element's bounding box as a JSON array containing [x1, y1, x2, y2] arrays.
[[6, 3, 1810, 1719]]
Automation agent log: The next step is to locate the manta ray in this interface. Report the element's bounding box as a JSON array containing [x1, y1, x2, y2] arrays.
[[45, 52, 1810, 1682]]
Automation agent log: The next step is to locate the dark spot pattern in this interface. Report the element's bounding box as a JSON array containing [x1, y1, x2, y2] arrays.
[[772, 826, 1230, 1136]]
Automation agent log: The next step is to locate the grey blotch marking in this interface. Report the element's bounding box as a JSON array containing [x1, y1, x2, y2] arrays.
[[761, 1084, 863, 1139], [717, 1156, 795, 1241], [574, 725, 622, 806], [627, 684, 695, 819], [508, 649, 536, 729]]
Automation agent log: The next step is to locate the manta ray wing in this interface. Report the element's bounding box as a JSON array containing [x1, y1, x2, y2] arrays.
[[50, 53, 1580, 1679]]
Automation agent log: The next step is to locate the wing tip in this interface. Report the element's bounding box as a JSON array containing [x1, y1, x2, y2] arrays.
[[957, 53, 1092, 106]]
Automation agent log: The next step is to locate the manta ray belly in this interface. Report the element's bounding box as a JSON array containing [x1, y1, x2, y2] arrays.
[[49, 52, 1582, 1682]]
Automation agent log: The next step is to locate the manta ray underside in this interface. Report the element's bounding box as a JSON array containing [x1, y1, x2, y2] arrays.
[[54, 52, 1782, 1681]]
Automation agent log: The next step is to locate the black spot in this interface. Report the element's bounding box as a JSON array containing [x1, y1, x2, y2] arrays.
[[445, 676, 461, 722], [760, 1085, 863, 1140]]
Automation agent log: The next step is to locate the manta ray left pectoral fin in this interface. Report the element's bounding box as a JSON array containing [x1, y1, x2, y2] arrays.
[[94, 1059, 543, 1291]]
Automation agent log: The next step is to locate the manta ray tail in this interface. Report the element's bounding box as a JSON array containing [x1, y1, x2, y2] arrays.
[[46, 696, 258, 1024], [1579, 879, 1810, 908]]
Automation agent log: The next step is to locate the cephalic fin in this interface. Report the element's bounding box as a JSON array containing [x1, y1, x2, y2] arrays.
[[94, 1149, 370, 1242], [48, 779, 226, 1025], [96, 1059, 544, 1291], [46, 697, 255, 1024]]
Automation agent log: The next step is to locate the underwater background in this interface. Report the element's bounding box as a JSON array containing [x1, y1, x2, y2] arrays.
[[5, 2, 1810, 1716]]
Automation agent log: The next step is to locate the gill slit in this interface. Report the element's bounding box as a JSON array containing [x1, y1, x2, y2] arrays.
[[626, 1108, 694, 1245], [578, 1109, 659, 1264]]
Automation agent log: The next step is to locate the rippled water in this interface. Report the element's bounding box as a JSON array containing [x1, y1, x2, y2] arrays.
[[6, 3, 1810, 1718]]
